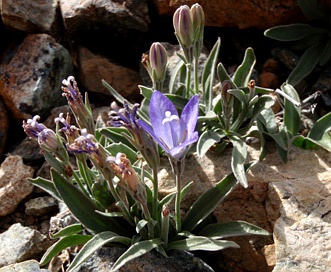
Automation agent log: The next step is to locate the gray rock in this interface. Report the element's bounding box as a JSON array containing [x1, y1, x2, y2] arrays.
[[0, 259, 50, 272], [0, 34, 73, 120], [25, 196, 58, 217], [0, 223, 49, 267], [1, 0, 58, 33], [60, 0, 150, 33], [0, 156, 34, 216]]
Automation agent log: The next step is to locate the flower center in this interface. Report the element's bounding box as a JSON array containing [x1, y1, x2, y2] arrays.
[[162, 111, 179, 124]]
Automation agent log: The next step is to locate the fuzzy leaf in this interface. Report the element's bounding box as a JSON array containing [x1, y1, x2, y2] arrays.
[[99, 127, 136, 150], [264, 23, 327, 41], [197, 130, 226, 158], [106, 143, 138, 164], [198, 221, 270, 238], [308, 109, 331, 140], [282, 83, 301, 137], [50, 224, 84, 239], [229, 135, 248, 188], [67, 231, 132, 272], [51, 169, 130, 235], [167, 236, 239, 251], [217, 62, 232, 83], [111, 239, 163, 271], [29, 177, 61, 201], [202, 37, 221, 111], [287, 43, 324, 86], [40, 234, 92, 266], [181, 163, 254, 232], [233, 47, 255, 87]]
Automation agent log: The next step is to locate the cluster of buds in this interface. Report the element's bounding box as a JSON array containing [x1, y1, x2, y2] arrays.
[[173, 3, 205, 63], [142, 42, 168, 91], [107, 153, 146, 205], [62, 76, 95, 134], [22, 115, 69, 162]]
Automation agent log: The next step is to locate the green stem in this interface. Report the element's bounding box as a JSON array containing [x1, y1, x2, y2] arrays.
[[152, 169, 159, 221], [194, 56, 199, 95], [171, 160, 183, 233], [154, 80, 164, 92], [175, 170, 182, 232], [106, 176, 135, 226], [185, 63, 192, 98]]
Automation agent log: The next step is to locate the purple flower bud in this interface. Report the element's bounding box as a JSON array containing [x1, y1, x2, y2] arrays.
[[38, 128, 59, 151], [173, 5, 194, 48], [221, 80, 234, 105], [191, 4, 205, 40], [22, 115, 47, 139], [67, 129, 98, 154], [149, 42, 168, 82], [61, 76, 94, 133]]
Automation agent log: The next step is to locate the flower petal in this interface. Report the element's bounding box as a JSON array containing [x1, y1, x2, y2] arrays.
[[137, 119, 170, 153], [180, 94, 199, 138], [149, 91, 179, 148], [169, 131, 199, 159]]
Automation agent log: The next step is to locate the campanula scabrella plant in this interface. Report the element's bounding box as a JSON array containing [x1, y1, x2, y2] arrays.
[[22, 4, 276, 271]]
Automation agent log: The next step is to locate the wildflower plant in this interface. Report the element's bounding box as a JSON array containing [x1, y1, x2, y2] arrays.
[[22, 4, 275, 272]]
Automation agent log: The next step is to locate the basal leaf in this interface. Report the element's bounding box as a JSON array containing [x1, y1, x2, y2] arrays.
[[181, 162, 254, 232], [282, 83, 301, 137], [29, 177, 61, 201], [264, 24, 327, 41], [167, 236, 239, 251], [198, 220, 270, 239], [308, 111, 331, 140], [51, 169, 130, 235], [229, 135, 248, 188], [40, 234, 92, 266], [287, 43, 324, 86], [67, 231, 132, 272], [111, 239, 163, 271], [50, 223, 84, 239]]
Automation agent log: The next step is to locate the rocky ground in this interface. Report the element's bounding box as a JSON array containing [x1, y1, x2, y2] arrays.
[[0, 1, 331, 272]]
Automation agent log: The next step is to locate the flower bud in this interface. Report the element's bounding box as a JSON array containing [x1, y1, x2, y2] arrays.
[[149, 42, 168, 82], [173, 5, 194, 47], [221, 80, 234, 105], [191, 4, 205, 43], [38, 128, 59, 151]]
